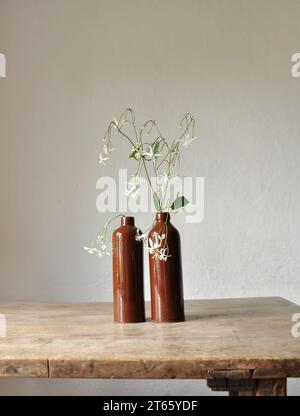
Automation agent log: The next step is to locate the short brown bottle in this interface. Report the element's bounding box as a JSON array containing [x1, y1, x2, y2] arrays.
[[148, 212, 185, 322], [112, 216, 145, 323]]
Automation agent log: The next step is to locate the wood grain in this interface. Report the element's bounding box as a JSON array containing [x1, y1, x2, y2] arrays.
[[0, 297, 299, 379]]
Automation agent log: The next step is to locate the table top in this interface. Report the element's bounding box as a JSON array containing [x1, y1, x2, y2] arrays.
[[0, 297, 299, 379]]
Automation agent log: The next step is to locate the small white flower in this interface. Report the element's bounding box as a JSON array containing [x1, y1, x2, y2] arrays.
[[103, 144, 115, 155], [141, 145, 153, 159], [141, 144, 160, 161], [96, 250, 110, 258], [125, 182, 140, 200], [96, 234, 104, 243], [83, 247, 99, 255], [99, 153, 108, 165], [154, 232, 165, 242], [163, 171, 169, 181], [181, 134, 197, 147], [135, 230, 147, 242], [96, 234, 107, 250], [147, 232, 169, 261], [151, 247, 169, 261], [148, 233, 162, 254], [84, 243, 110, 258], [130, 147, 142, 160], [158, 248, 169, 262]]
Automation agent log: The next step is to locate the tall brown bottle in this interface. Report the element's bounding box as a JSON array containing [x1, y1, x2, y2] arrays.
[[112, 216, 145, 323], [149, 212, 185, 322]]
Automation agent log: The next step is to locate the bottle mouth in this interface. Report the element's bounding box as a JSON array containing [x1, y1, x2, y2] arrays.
[[121, 216, 135, 226], [155, 212, 170, 222]]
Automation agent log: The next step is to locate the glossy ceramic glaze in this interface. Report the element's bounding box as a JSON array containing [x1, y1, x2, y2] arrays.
[[148, 212, 185, 322], [112, 216, 145, 323]]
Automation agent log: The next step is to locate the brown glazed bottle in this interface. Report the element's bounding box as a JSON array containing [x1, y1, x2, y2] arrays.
[[112, 216, 145, 323], [149, 212, 185, 322]]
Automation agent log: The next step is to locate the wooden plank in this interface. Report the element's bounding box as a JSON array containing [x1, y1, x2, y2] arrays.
[[207, 378, 256, 392], [207, 369, 252, 379], [0, 359, 48, 377], [0, 298, 299, 379]]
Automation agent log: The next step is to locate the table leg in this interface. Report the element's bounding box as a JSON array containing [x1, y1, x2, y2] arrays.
[[207, 378, 287, 396], [255, 379, 287, 396]]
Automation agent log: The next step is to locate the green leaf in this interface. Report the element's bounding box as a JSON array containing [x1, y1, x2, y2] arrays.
[[153, 192, 161, 211], [152, 140, 160, 155], [129, 149, 138, 159], [170, 196, 189, 211]]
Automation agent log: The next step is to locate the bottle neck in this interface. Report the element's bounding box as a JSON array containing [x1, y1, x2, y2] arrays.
[[155, 212, 170, 223], [121, 216, 135, 226]]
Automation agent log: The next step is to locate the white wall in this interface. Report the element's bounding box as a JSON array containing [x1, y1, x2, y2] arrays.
[[0, 0, 299, 395]]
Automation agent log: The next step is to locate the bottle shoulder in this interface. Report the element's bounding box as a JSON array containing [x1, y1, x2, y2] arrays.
[[148, 221, 179, 237], [112, 225, 139, 238]]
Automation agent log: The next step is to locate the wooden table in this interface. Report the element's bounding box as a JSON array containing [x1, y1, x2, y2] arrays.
[[0, 297, 299, 396]]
